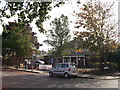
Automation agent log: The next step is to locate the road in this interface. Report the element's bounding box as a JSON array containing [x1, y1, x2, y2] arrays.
[[2, 69, 119, 88]]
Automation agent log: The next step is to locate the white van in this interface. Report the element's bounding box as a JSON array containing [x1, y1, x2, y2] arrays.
[[49, 62, 78, 78]]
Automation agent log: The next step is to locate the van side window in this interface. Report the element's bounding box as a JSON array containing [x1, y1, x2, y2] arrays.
[[57, 64, 60, 68], [66, 64, 68, 68], [61, 64, 66, 68]]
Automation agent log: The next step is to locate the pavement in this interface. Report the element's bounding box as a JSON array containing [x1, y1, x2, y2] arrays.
[[2, 66, 49, 75], [2, 66, 120, 80]]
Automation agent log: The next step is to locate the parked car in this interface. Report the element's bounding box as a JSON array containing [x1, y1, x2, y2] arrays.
[[23, 60, 31, 69], [35, 60, 45, 65], [49, 62, 78, 78], [24, 60, 45, 69]]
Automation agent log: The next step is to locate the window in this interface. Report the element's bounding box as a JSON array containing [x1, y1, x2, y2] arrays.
[[61, 64, 66, 68], [56, 64, 60, 68], [65, 64, 68, 68]]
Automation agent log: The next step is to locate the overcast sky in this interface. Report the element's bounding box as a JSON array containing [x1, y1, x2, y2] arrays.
[[0, 0, 119, 51]]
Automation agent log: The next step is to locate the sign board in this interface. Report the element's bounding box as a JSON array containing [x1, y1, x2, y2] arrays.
[[104, 67, 109, 70]]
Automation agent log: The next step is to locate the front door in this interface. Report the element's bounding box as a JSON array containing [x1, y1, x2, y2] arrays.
[[53, 64, 61, 74], [58, 63, 66, 75]]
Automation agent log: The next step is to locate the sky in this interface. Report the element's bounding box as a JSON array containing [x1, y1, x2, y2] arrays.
[[31, 0, 81, 51], [0, 0, 119, 51], [33, 0, 119, 51]]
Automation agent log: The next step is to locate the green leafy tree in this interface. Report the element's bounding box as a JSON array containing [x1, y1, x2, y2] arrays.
[[0, 1, 51, 32], [106, 44, 120, 69], [44, 14, 71, 57], [74, 0, 117, 62], [2, 22, 40, 66], [0, 0, 66, 66], [61, 40, 77, 56], [0, 1, 65, 32], [0, 1, 51, 66]]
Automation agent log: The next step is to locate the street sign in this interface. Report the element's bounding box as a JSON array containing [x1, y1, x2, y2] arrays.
[[104, 67, 109, 70]]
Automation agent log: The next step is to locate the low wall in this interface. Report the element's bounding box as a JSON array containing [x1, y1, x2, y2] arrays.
[[38, 65, 52, 70]]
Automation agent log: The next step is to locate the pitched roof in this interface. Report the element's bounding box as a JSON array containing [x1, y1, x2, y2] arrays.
[[65, 51, 94, 56]]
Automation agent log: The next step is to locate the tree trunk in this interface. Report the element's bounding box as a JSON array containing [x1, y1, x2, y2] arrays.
[[16, 58, 19, 69]]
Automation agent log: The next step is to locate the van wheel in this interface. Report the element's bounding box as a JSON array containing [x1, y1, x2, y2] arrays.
[[64, 73, 69, 78], [49, 72, 53, 77]]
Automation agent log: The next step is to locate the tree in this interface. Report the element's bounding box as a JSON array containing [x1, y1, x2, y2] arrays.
[[74, 0, 117, 63], [0, 1, 51, 66], [2, 22, 40, 66], [0, 1, 65, 32], [0, 1, 51, 32], [106, 44, 120, 69], [44, 14, 71, 57]]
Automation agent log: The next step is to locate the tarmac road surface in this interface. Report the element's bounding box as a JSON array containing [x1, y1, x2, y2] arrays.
[[2, 69, 119, 88]]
